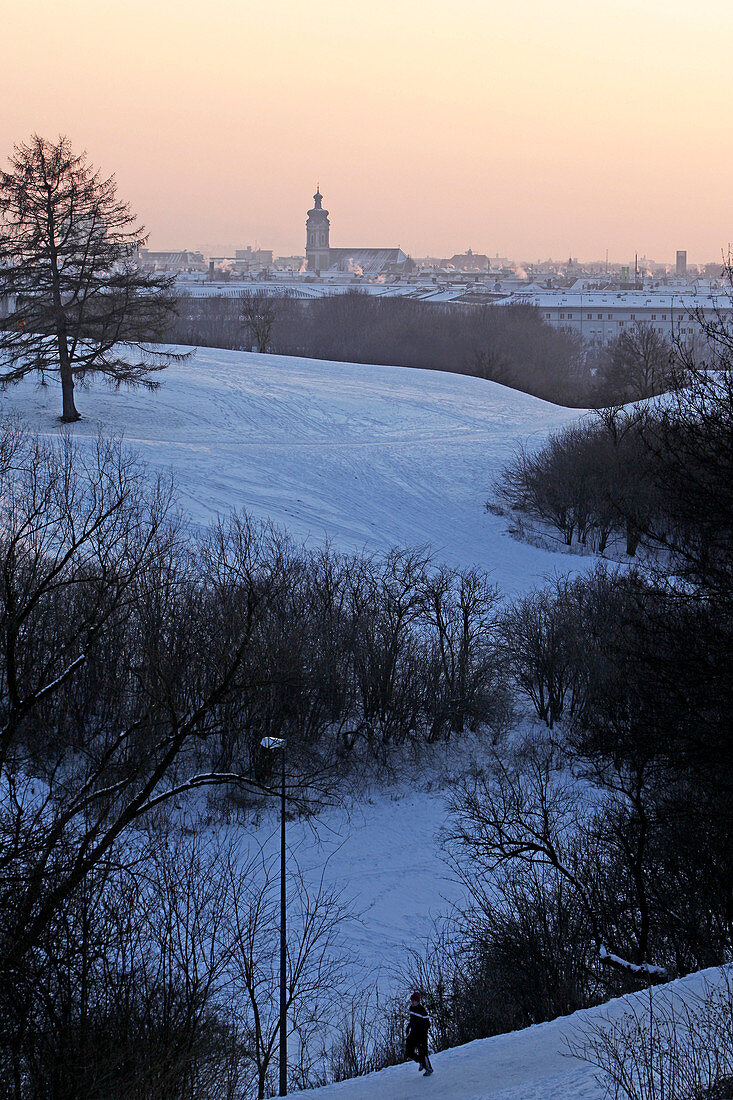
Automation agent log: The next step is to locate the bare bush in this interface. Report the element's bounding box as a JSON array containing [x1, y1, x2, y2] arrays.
[[566, 973, 733, 1100], [448, 729, 673, 985], [491, 414, 655, 556], [223, 845, 350, 1099], [322, 987, 404, 1084]]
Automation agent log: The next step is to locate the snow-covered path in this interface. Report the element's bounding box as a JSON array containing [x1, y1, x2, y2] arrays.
[[0, 348, 586, 593], [302, 1015, 598, 1100], [299, 967, 731, 1100]]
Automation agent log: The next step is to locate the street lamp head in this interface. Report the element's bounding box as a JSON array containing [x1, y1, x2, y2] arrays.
[[260, 736, 285, 750]]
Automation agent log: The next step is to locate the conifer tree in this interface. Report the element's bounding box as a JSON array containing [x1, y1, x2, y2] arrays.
[[0, 135, 180, 421]]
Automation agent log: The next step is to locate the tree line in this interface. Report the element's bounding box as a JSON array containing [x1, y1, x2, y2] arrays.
[[171, 291, 594, 406], [170, 287, 689, 409]]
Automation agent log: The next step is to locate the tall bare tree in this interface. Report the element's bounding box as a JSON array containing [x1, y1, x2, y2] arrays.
[[0, 135, 180, 421], [240, 292, 277, 353], [598, 322, 674, 403]]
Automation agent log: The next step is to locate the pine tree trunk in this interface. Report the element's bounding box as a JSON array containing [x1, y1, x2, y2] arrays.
[[59, 359, 80, 421], [57, 326, 80, 422]]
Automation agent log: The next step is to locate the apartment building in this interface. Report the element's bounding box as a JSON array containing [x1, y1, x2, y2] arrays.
[[505, 288, 726, 345]]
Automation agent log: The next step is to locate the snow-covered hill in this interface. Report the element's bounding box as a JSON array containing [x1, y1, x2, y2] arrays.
[[0, 347, 586, 592], [4, 347, 654, 1100], [298, 966, 732, 1100]]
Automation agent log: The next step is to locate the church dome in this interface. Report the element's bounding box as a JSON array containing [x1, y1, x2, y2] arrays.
[[307, 186, 329, 218]]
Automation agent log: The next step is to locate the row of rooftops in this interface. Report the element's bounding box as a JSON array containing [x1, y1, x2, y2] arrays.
[[177, 273, 730, 308]]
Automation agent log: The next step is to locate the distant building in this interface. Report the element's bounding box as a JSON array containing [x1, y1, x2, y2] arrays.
[[505, 286, 716, 347], [276, 255, 307, 271], [327, 247, 410, 275], [234, 246, 273, 271], [137, 248, 207, 273], [676, 250, 688, 276], [305, 188, 411, 276], [442, 248, 489, 272]]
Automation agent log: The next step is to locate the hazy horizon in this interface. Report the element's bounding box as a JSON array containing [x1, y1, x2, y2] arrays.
[[3, 0, 730, 263]]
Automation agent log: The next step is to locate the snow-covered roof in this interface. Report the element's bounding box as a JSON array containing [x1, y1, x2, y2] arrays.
[[500, 288, 730, 311]]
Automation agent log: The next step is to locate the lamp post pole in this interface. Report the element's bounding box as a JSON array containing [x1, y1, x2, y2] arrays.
[[279, 742, 287, 1097], [261, 736, 288, 1096]]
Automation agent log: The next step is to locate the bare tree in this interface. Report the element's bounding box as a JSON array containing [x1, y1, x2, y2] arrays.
[[418, 566, 502, 735], [448, 733, 670, 984], [0, 135, 181, 421], [224, 846, 349, 1098], [0, 424, 284, 984], [498, 584, 577, 728], [598, 323, 674, 404], [241, 293, 277, 353]]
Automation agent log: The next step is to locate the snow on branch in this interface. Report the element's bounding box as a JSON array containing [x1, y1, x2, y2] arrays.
[[599, 944, 669, 981], [0, 652, 88, 740], [33, 653, 88, 703], [135, 770, 263, 816]]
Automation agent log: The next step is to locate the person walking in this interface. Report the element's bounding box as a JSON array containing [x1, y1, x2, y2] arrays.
[[406, 990, 434, 1076]]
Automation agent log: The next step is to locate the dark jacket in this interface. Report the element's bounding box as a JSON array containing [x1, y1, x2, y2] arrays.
[[407, 1003, 429, 1043]]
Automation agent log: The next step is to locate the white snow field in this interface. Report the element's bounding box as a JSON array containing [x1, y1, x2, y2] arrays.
[[0, 347, 586, 593], [299, 966, 732, 1100]]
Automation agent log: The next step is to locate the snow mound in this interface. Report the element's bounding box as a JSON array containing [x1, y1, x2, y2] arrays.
[[0, 347, 586, 592], [300, 966, 731, 1100]]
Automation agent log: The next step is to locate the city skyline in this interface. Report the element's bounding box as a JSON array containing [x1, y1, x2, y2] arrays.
[[2, 0, 730, 262]]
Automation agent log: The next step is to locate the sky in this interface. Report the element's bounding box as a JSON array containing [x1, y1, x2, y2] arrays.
[[2, 0, 730, 262]]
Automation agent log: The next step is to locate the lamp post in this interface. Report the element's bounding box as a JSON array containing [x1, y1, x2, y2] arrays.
[[261, 735, 287, 1096]]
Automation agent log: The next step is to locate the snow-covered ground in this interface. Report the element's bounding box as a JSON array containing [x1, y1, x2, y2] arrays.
[[1, 348, 599, 1000], [299, 966, 732, 1100], [0, 347, 586, 593], [240, 741, 484, 995], [6, 347, 663, 1099]]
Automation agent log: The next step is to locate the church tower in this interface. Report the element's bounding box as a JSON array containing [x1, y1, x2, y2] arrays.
[[305, 187, 330, 272]]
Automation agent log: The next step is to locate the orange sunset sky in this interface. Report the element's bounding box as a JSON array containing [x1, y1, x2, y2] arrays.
[[2, 0, 730, 263]]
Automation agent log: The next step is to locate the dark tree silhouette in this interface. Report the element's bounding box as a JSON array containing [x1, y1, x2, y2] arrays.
[[0, 135, 181, 421], [597, 322, 674, 403], [241, 292, 277, 353]]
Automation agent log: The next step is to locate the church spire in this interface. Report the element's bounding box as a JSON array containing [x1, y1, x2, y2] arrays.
[[306, 186, 330, 272]]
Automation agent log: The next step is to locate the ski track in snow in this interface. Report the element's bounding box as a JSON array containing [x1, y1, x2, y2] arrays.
[[0, 346, 590, 593]]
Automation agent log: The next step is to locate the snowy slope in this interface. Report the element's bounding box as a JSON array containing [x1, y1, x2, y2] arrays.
[[0, 348, 586, 593], [1, 347, 602, 1029], [298, 966, 732, 1100]]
